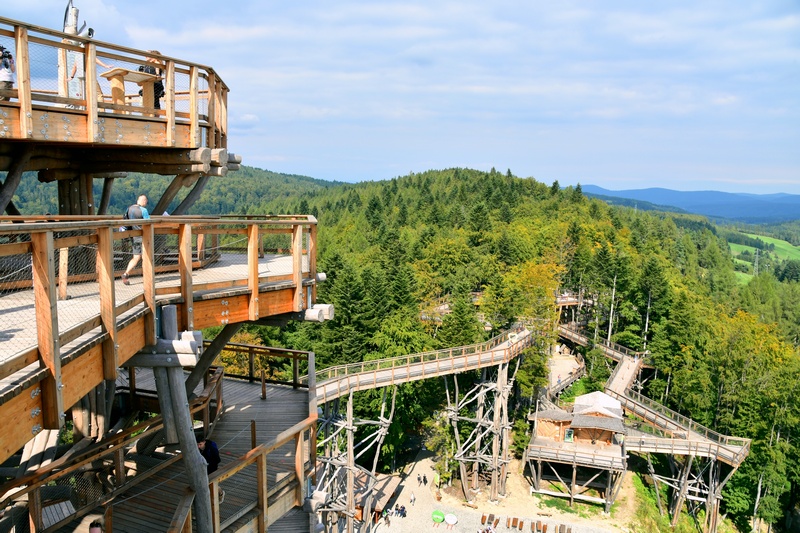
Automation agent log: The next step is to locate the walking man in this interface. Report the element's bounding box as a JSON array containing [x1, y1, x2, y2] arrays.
[[423, 474, 428, 486], [417, 473, 422, 486], [410, 492, 416, 506], [122, 195, 150, 285]]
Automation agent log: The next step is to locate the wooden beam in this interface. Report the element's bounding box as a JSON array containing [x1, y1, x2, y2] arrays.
[[141, 223, 156, 346], [248, 224, 260, 320], [172, 175, 209, 215], [257, 454, 268, 532], [152, 174, 197, 215], [30, 231, 64, 429], [165, 60, 176, 146], [189, 66, 199, 147], [85, 43, 99, 141], [97, 177, 114, 215], [292, 224, 303, 312], [178, 224, 194, 330], [0, 146, 34, 215], [97, 227, 118, 380], [166, 367, 213, 533], [15, 26, 32, 139]]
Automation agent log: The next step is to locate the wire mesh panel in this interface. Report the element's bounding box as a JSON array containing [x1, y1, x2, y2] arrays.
[[0, 236, 35, 360]]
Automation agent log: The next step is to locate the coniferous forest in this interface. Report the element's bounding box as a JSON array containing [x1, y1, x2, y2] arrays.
[[9, 166, 800, 531]]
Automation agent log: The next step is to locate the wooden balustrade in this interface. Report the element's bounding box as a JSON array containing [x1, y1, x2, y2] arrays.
[[0, 16, 227, 149], [0, 216, 318, 467]]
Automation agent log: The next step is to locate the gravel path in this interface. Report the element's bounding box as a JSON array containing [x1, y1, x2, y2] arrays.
[[372, 450, 624, 533]]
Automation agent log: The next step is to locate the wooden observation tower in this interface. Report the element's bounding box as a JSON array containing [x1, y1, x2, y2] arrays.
[[0, 14, 331, 532]]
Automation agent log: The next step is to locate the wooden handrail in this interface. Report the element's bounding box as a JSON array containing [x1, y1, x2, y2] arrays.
[[166, 488, 195, 533], [0, 367, 224, 510]]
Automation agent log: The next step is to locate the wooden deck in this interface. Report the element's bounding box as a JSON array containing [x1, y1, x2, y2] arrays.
[[53, 374, 313, 532], [0, 216, 319, 468]]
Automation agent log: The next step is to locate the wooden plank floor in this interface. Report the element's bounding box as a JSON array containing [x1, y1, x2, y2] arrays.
[[0, 252, 303, 363], [55, 374, 312, 532]]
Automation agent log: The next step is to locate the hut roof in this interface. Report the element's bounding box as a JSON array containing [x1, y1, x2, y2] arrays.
[[574, 391, 621, 410], [571, 414, 626, 434], [529, 408, 572, 422]]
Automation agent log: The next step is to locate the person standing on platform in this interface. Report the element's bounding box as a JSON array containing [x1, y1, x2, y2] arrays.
[[138, 50, 165, 109], [0, 46, 15, 101], [121, 195, 150, 285], [197, 435, 225, 502]]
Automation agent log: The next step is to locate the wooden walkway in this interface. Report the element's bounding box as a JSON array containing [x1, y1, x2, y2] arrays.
[[55, 374, 312, 532], [312, 327, 533, 403], [556, 325, 750, 466]]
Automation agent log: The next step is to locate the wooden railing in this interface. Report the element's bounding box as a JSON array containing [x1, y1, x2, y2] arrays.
[[557, 323, 643, 360], [555, 323, 751, 466], [0, 15, 227, 149], [206, 341, 309, 389], [0, 215, 317, 465], [166, 415, 317, 533], [0, 367, 224, 531], [310, 324, 534, 402]]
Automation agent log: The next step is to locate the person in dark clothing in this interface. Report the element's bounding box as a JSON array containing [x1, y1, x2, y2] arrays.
[[423, 474, 428, 486], [138, 50, 165, 109], [197, 436, 224, 502]]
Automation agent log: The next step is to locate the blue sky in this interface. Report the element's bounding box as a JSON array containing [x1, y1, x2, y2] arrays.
[[5, 0, 800, 193]]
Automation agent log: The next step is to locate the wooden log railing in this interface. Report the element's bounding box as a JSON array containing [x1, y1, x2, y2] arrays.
[[206, 341, 308, 389], [0, 15, 227, 149], [0, 367, 224, 531], [0, 215, 318, 466]]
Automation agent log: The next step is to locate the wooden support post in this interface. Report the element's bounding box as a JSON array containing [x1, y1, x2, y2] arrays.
[[167, 367, 213, 533], [248, 223, 260, 320], [570, 463, 577, 506], [142, 223, 156, 346], [98, 177, 114, 215], [292, 224, 303, 311], [97, 227, 118, 379], [15, 27, 32, 139], [28, 486, 42, 532], [346, 392, 355, 533], [671, 455, 694, 527], [178, 224, 194, 330], [257, 453, 268, 533], [154, 367, 179, 443], [58, 247, 69, 300], [293, 357, 300, 389], [295, 430, 305, 505], [0, 146, 33, 215], [114, 447, 126, 488], [309, 219, 317, 303], [189, 66, 199, 146], [85, 43, 98, 140], [261, 369, 266, 400], [31, 231, 64, 428], [165, 60, 176, 146], [648, 455, 664, 516], [251, 420, 257, 450]]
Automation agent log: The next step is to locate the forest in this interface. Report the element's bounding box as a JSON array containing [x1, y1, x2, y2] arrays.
[[7, 166, 800, 531]]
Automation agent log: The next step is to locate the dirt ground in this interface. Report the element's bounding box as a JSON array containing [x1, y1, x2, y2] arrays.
[[440, 459, 638, 532], [388, 451, 639, 533]]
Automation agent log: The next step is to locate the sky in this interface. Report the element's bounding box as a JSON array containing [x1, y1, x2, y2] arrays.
[[4, 0, 800, 194]]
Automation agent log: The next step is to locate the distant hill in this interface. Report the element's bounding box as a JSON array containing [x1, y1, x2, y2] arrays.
[[581, 186, 800, 223]]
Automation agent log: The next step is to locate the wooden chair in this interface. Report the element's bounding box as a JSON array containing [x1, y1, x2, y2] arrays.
[[481, 513, 487, 525], [512, 517, 518, 528], [507, 517, 512, 527], [488, 514, 495, 525], [493, 518, 500, 528], [542, 524, 547, 533], [518, 518, 524, 530]]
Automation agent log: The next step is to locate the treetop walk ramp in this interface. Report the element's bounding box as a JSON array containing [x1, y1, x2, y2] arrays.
[[556, 324, 750, 467], [310, 324, 534, 403]]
